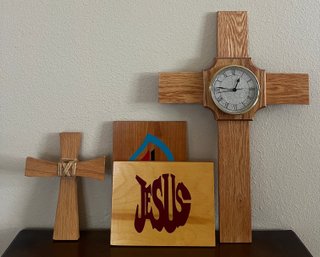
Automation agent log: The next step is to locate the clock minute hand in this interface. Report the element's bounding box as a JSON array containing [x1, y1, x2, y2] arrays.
[[216, 86, 230, 89]]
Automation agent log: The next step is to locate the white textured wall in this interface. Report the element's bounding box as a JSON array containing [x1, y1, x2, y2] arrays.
[[0, 0, 319, 255]]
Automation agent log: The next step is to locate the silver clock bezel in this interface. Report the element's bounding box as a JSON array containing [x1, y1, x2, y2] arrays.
[[209, 65, 260, 115]]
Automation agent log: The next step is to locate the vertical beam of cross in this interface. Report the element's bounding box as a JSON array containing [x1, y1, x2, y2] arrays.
[[215, 12, 252, 242], [53, 133, 81, 240]]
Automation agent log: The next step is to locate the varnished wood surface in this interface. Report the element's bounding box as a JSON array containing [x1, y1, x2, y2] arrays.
[[159, 72, 203, 104], [2, 230, 313, 257], [217, 11, 249, 58], [266, 73, 309, 105], [113, 121, 187, 161], [218, 121, 251, 243], [111, 162, 215, 246]]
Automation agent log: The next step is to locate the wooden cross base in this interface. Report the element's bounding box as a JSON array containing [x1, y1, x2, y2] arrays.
[[25, 132, 106, 240], [159, 11, 309, 243]]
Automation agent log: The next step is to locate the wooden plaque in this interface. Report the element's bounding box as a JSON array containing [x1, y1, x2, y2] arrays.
[[111, 161, 215, 247], [113, 121, 187, 161]]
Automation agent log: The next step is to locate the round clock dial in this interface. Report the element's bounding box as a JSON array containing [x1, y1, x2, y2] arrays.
[[209, 65, 260, 114]]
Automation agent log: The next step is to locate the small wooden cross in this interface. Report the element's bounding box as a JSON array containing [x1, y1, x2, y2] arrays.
[[159, 11, 309, 243], [25, 132, 106, 240]]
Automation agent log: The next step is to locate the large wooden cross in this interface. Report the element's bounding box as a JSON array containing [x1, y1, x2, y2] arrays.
[[159, 11, 309, 243], [25, 132, 106, 240]]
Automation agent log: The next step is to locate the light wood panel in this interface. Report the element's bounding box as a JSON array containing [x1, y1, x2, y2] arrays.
[[159, 72, 203, 104], [218, 121, 251, 243], [113, 121, 187, 161], [266, 73, 309, 105], [111, 161, 215, 246], [217, 11, 249, 58]]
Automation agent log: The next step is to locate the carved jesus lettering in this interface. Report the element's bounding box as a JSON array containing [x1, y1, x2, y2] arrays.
[[134, 174, 191, 233]]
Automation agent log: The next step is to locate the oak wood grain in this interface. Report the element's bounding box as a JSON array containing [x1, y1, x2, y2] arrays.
[[113, 121, 187, 161], [111, 161, 215, 246], [266, 73, 309, 105], [159, 72, 203, 104], [218, 121, 252, 243], [218, 121, 251, 243], [217, 11, 249, 58]]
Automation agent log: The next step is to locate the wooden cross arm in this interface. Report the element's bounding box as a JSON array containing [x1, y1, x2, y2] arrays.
[[159, 72, 309, 106], [159, 72, 203, 104], [25, 157, 57, 177], [25, 157, 106, 180], [77, 157, 106, 180], [266, 73, 309, 105]]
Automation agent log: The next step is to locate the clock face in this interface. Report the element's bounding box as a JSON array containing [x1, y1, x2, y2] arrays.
[[209, 65, 260, 114]]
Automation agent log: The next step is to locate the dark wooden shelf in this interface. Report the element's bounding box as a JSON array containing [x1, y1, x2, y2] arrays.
[[2, 229, 312, 257]]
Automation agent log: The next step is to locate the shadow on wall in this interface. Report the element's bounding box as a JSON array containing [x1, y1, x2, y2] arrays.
[[132, 12, 216, 104], [0, 228, 19, 256], [179, 12, 217, 71]]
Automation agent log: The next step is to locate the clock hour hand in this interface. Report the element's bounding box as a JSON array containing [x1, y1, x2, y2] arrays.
[[233, 78, 241, 91]]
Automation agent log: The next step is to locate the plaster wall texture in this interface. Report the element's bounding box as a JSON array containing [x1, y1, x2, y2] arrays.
[[0, 0, 319, 255]]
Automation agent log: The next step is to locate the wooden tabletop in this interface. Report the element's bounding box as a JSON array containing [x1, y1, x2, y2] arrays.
[[2, 230, 313, 257]]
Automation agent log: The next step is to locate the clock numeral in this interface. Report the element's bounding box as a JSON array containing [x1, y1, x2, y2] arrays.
[[247, 79, 252, 83], [232, 104, 237, 110], [249, 87, 255, 91], [232, 69, 236, 75], [248, 95, 253, 100], [224, 102, 229, 109], [214, 87, 221, 93], [217, 95, 223, 102]]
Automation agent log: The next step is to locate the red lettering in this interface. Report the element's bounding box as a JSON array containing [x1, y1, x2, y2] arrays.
[[134, 174, 191, 233]]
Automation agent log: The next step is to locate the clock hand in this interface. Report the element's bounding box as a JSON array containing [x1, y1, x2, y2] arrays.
[[216, 86, 230, 89], [233, 78, 241, 91], [219, 88, 245, 93]]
